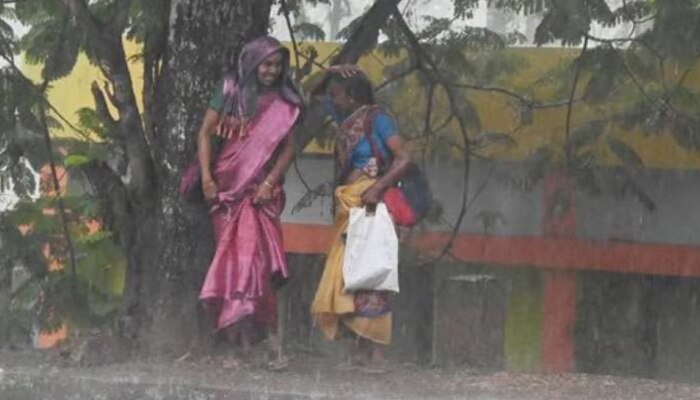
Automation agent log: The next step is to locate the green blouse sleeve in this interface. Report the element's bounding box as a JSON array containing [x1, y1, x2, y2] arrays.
[[208, 79, 225, 112]]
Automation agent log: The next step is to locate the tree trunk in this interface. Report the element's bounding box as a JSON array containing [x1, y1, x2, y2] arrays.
[[129, 0, 274, 354]]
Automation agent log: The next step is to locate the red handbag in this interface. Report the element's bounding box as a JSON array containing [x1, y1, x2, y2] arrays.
[[382, 185, 417, 226], [363, 110, 429, 227]]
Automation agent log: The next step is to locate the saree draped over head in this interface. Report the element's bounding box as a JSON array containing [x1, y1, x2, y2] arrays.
[[197, 37, 302, 331], [218, 36, 302, 133], [311, 105, 393, 345]]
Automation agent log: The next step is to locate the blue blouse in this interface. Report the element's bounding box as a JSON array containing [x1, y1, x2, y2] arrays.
[[324, 97, 398, 170]]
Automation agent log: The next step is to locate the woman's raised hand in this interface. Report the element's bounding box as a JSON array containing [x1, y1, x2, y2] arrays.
[[328, 64, 361, 78]]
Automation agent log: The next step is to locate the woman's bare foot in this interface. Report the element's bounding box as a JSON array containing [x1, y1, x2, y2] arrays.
[[267, 355, 289, 371], [236, 318, 254, 356], [335, 338, 366, 371], [222, 355, 241, 370], [265, 332, 289, 371], [240, 330, 252, 356], [335, 354, 360, 371], [363, 344, 388, 375]]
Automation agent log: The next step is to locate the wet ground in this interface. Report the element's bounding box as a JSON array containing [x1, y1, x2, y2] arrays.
[[1, 349, 700, 400]]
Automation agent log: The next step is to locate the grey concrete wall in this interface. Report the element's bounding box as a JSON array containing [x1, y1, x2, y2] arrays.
[[282, 157, 543, 236], [576, 168, 700, 246], [283, 157, 700, 247]]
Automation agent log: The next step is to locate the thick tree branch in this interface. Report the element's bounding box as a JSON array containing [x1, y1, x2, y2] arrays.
[[97, 68, 122, 108], [453, 83, 580, 110], [112, 0, 132, 32], [375, 65, 417, 91], [332, 0, 403, 64], [90, 81, 120, 135], [61, 0, 104, 42], [280, 0, 301, 78]]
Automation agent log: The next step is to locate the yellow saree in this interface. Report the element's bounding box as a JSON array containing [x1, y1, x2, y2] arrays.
[[311, 176, 392, 345]]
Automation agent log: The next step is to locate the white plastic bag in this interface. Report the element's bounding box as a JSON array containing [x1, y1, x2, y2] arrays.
[[342, 203, 399, 293]]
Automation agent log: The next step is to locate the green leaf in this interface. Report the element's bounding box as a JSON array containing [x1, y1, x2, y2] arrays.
[[535, 4, 593, 46], [524, 144, 553, 185], [584, 69, 616, 103], [621, 51, 656, 82], [453, 0, 480, 19], [75, 107, 106, 138], [21, 12, 83, 81], [0, 18, 15, 44], [472, 131, 517, 150], [501, 145, 552, 192], [293, 22, 326, 41], [609, 169, 656, 211], [9, 162, 37, 199], [417, 17, 453, 42], [42, 17, 81, 81], [489, 0, 550, 15], [579, 47, 622, 103], [451, 89, 481, 132], [291, 181, 333, 214], [435, 44, 477, 78], [87, 292, 119, 318], [64, 154, 92, 168], [647, 0, 700, 62], [671, 118, 700, 150], [568, 120, 606, 150], [625, 173, 656, 211], [336, 13, 364, 40], [474, 210, 507, 233], [125, 0, 169, 69], [478, 51, 530, 84], [14, 0, 65, 25], [460, 27, 507, 50], [76, 231, 113, 245], [424, 199, 444, 224], [607, 137, 644, 168], [573, 163, 601, 195], [379, 17, 404, 58], [611, 1, 653, 25]]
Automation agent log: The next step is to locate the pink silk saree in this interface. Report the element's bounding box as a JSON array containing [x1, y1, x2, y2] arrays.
[[198, 93, 300, 330]]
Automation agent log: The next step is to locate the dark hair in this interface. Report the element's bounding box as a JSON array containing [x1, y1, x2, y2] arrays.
[[328, 73, 375, 105]]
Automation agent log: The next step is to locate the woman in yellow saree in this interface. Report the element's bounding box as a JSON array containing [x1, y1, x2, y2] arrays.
[[311, 68, 411, 373]]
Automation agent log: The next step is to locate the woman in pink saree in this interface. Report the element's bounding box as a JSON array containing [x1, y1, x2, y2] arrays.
[[189, 37, 302, 368]]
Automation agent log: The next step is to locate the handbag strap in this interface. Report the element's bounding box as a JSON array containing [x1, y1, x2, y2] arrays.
[[362, 108, 389, 170]]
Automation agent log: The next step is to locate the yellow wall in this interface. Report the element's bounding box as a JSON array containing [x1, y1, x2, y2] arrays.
[[21, 40, 145, 140], [21, 42, 700, 169]]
